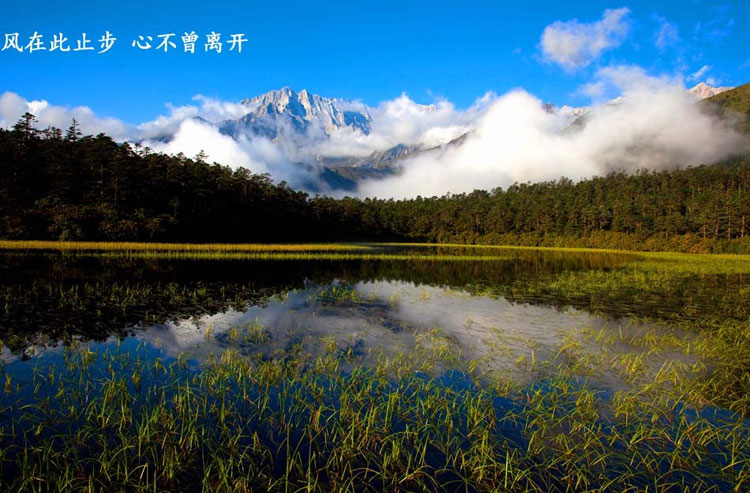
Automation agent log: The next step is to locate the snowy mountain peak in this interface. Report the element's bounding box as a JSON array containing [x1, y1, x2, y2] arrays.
[[237, 88, 372, 136], [688, 82, 734, 100]]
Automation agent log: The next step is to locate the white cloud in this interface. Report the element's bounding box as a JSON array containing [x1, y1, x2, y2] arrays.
[[136, 95, 252, 139], [688, 64, 711, 82], [313, 93, 494, 158], [594, 65, 679, 95], [357, 66, 744, 199], [540, 7, 631, 70], [706, 76, 720, 86], [150, 119, 267, 172], [0, 91, 134, 139], [0, 92, 28, 128], [576, 80, 607, 100], [142, 118, 326, 191], [653, 16, 679, 50]]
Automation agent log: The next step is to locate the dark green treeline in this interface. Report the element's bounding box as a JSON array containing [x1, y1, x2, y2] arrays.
[[2, 113, 750, 253]]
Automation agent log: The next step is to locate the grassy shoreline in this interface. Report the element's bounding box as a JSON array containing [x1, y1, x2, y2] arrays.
[[3, 240, 750, 264], [0, 240, 369, 252], [3, 239, 750, 258]]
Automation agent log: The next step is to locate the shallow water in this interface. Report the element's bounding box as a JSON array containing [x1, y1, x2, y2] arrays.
[[0, 246, 725, 386], [3, 246, 750, 490]]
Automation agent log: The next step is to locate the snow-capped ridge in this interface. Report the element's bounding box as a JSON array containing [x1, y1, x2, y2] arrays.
[[238, 87, 372, 136], [688, 82, 734, 100]]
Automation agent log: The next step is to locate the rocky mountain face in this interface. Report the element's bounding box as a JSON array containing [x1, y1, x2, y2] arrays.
[[220, 87, 372, 141], [311, 145, 421, 190], [216, 88, 429, 188]]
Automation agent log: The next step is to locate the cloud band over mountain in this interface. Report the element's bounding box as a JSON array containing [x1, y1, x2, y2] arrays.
[[0, 73, 744, 199]]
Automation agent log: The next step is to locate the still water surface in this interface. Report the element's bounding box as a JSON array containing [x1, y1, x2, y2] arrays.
[[0, 246, 727, 388]]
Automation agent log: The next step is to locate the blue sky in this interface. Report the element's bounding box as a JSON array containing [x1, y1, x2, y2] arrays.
[[1, 0, 748, 123]]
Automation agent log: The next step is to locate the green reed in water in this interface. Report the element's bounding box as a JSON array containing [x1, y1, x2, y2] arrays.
[[1, 311, 749, 492]]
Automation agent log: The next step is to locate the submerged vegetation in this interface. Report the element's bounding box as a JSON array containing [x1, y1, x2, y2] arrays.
[[0, 244, 750, 490]]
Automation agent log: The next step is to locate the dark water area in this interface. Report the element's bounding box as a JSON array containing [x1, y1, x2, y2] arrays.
[[0, 246, 746, 355]]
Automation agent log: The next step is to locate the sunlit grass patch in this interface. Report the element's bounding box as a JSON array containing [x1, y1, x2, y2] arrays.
[[95, 251, 514, 261], [0, 240, 518, 261], [0, 240, 370, 252]]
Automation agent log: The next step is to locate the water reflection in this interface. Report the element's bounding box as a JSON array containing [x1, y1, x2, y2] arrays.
[[0, 248, 636, 349], [129, 280, 694, 389], [0, 246, 735, 368]]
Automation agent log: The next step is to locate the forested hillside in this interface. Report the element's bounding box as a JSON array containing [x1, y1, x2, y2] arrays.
[[2, 107, 750, 253], [704, 83, 750, 133]]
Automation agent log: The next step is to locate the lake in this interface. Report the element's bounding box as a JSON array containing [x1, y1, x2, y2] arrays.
[[1, 243, 749, 491]]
